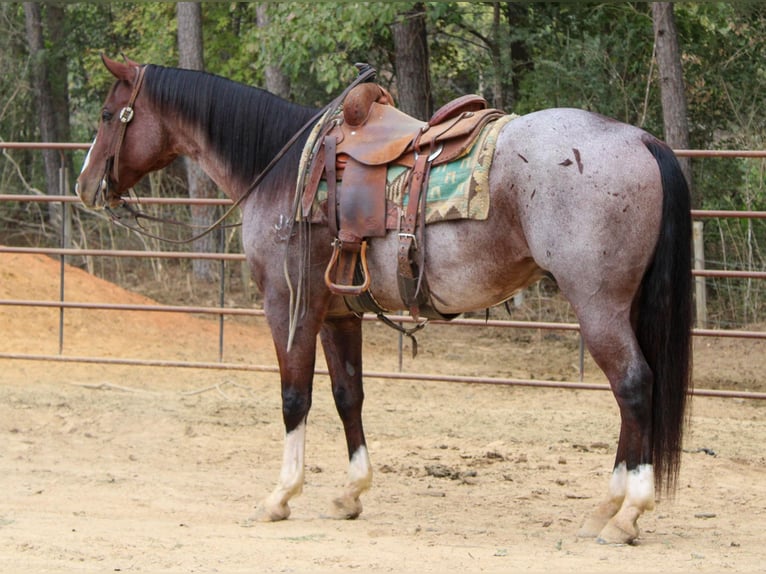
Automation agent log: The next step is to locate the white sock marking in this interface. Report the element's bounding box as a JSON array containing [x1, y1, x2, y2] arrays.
[[625, 463, 655, 511], [262, 420, 306, 511], [347, 445, 372, 495], [609, 461, 628, 500], [278, 421, 306, 494]]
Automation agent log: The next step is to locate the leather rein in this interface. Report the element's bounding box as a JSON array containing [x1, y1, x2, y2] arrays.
[[100, 64, 377, 245]]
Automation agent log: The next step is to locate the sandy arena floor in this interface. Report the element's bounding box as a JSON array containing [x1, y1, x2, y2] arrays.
[[0, 251, 764, 572]]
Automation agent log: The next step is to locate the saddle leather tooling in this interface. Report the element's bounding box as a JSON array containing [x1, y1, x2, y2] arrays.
[[301, 80, 505, 320]]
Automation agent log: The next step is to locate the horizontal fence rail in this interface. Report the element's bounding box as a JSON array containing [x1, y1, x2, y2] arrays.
[[1, 142, 765, 400], [2, 244, 765, 281]]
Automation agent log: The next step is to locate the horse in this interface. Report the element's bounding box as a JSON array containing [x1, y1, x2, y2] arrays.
[[75, 55, 692, 545]]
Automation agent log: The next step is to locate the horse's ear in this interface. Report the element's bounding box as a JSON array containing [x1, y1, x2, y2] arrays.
[[120, 52, 140, 68], [101, 53, 136, 82]]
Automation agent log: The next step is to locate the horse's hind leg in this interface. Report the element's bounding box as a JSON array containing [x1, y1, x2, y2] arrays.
[[574, 315, 655, 544], [319, 314, 372, 519]]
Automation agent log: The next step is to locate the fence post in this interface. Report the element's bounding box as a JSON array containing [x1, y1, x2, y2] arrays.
[[58, 155, 71, 354], [693, 220, 707, 328], [218, 223, 226, 362]]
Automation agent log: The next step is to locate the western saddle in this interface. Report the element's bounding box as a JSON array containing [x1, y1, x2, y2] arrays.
[[301, 77, 505, 320]]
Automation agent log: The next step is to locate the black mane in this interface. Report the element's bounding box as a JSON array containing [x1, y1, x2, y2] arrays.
[[143, 65, 318, 189]]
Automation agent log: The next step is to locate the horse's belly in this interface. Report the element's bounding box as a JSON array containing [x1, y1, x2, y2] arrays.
[[363, 226, 540, 314]]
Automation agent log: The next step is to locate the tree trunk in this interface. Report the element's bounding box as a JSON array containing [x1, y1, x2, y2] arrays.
[[256, 4, 291, 99], [45, 4, 71, 149], [489, 3, 504, 110], [178, 2, 204, 69], [24, 3, 58, 196], [652, 2, 693, 200], [391, 3, 432, 120], [177, 2, 218, 281], [24, 2, 72, 239]]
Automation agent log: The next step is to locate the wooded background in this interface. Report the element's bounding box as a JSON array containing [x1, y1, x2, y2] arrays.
[[2, 2, 765, 327]]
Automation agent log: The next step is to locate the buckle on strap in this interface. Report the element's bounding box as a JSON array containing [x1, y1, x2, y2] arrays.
[[413, 142, 443, 163], [397, 232, 417, 251]]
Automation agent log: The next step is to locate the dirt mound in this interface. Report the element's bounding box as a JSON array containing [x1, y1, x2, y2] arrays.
[[0, 250, 273, 362]]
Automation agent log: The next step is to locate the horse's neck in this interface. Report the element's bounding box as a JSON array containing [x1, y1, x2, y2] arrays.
[[167, 121, 251, 202], [164, 105, 307, 208]]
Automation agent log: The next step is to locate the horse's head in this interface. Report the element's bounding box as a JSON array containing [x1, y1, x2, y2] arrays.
[[75, 55, 177, 209]]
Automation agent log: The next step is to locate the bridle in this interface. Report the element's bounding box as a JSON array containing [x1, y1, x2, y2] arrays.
[[98, 65, 147, 207], [99, 63, 377, 245], [110, 65, 147, 185]]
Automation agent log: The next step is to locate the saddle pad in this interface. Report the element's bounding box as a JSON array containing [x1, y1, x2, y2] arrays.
[[306, 113, 514, 226]]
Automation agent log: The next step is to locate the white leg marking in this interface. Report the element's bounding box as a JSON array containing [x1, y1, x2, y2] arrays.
[[624, 463, 655, 511], [347, 445, 373, 496], [247, 422, 307, 523], [578, 462, 652, 541], [264, 421, 306, 508], [578, 463, 626, 538], [593, 464, 656, 543], [327, 445, 372, 519], [609, 461, 628, 501], [277, 421, 306, 496]]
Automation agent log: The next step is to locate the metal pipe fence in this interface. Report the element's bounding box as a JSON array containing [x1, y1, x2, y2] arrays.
[[1, 142, 764, 400]]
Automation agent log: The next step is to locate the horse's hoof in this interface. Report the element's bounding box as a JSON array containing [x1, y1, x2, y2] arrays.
[[324, 496, 362, 520], [577, 517, 607, 539], [578, 503, 618, 538], [596, 521, 638, 545], [243, 503, 291, 525]]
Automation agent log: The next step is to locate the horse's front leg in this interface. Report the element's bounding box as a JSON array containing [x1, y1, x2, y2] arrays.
[[248, 307, 321, 523], [319, 313, 372, 519]]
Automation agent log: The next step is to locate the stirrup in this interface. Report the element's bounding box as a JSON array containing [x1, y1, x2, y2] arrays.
[[324, 239, 371, 296]]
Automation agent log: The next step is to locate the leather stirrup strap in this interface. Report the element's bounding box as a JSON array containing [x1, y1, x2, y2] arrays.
[[322, 134, 372, 296], [324, 135, 338, 237], [397, 140, 433, 318], [413, 151, 432, 297]]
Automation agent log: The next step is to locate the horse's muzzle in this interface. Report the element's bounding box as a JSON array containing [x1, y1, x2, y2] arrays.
[[75, 176, 121, 210]]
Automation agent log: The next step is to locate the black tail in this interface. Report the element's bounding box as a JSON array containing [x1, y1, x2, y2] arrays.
[[638, 136, 693, 495]]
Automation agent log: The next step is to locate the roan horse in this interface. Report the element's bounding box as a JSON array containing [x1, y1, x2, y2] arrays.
[[76, 56, 692, 544]]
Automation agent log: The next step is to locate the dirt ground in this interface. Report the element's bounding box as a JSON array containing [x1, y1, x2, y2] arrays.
[[0, 251, 764, 573]]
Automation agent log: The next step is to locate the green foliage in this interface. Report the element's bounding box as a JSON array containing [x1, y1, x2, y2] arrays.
[[203, 3, 400, 104], [671, 3, 766, 211], [427, 2, 497, 103], [512, 4, 657, 125], [0, 4, 32, 142]]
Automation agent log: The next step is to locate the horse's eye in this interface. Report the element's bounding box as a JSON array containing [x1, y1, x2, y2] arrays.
[[101, 109, 114, 122]]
